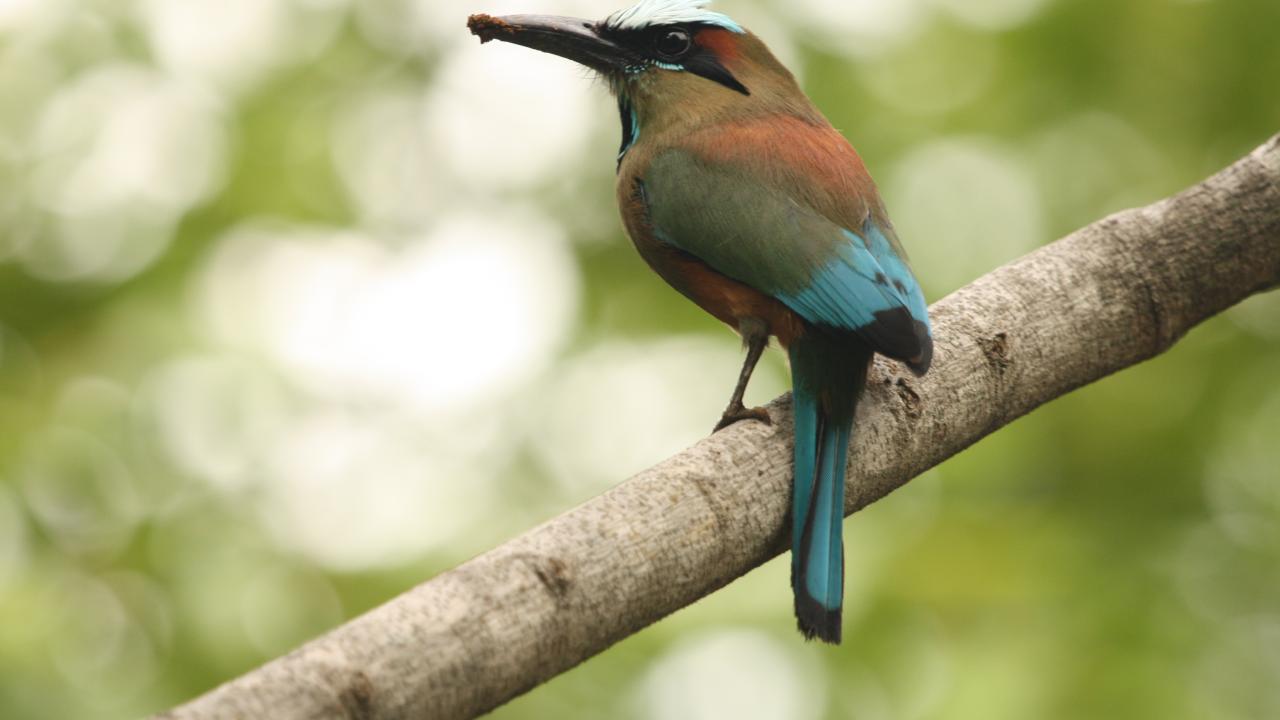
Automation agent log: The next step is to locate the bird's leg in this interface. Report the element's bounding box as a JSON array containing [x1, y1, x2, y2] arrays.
[[714, 322, 773, 432]]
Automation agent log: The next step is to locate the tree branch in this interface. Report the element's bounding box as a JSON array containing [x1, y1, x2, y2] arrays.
[[157, 134, 1280, 720]]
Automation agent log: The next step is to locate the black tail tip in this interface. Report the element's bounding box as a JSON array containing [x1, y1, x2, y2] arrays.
[[796, 597, 842, 645]]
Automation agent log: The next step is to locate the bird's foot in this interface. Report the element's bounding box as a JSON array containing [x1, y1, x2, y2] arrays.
[[713, 403, 772, 433]]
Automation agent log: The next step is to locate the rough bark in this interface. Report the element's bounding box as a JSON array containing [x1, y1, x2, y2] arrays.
[[157, 135, 1280, 720]]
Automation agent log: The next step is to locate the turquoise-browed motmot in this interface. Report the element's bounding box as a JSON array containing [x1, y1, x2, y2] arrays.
[[469, 0, 932, 644]]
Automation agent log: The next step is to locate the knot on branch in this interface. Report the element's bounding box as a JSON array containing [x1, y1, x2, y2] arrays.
[[978, 332, 1012, 375], [518, 554, 573, 606], [338, 671, 375, 720]]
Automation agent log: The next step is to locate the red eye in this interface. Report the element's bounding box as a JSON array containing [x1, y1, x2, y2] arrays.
[[655, 29, 692, 59]]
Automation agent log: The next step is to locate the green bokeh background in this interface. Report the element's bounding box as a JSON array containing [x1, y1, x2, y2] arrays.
[[1, 1, 1278, 718]]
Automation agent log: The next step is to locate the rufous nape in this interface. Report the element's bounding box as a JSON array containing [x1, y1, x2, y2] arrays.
[[468, 0, 933, 644]]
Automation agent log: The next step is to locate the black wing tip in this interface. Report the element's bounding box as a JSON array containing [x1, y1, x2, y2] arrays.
[[905, 320, 933, 376], [859, 310, 934, 376], [795, 593, 842, 644]]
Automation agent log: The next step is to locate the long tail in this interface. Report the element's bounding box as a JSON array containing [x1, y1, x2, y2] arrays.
[[789, 335, 871, 644]]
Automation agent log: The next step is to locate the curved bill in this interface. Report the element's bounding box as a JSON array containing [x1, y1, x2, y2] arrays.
[[467, 14, 640, 73]]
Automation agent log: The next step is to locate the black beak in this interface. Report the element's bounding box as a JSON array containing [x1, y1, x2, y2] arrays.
[[467, 13, 639, 73]]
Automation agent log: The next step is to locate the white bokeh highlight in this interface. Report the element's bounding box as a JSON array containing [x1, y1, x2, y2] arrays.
[[0, 0, 70, 39], [354, 0, 606, 55], [198, 211, 579, 416], [187, 209, 579, 568], [18, 427, 144, 557], [259, 409, 503, 569], [332, 86, 444, 231], [1030, 112, 1170, 226], [637, 629, 827, 720], [46, 570, 159, 705], [426, 39, 603, 191], [858, 32, 997, 116], [26, 64, 226, 281], [238, 564, 344, 655], [788, 0, 928, 56], [142, 355, 290, 493], [931, 0, 1054, 31], [888, 137, 1046, 293], [533, 337, 788, 494], [138, 0, 347, 93]]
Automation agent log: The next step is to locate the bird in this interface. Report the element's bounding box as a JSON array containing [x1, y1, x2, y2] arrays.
[[468, 0, 932, 644]]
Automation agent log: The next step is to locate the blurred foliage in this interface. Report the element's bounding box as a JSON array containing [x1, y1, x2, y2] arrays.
[[1, 1, 1279, 719]]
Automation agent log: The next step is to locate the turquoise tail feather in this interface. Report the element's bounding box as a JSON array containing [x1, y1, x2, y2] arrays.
[[789, 336, 870, 644]]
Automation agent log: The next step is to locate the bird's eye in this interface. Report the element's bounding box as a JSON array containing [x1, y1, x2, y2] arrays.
[[654, 29, 692, 59]]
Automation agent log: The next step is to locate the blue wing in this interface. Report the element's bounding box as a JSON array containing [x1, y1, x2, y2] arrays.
[[775, 218, 932, 372], [642, 151, 932, 372]]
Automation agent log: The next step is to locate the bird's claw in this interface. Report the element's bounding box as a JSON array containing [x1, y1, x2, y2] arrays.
[[713, 404, 772, 433]]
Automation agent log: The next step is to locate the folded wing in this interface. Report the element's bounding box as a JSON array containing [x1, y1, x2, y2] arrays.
[[643, 149, 932, 372]]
